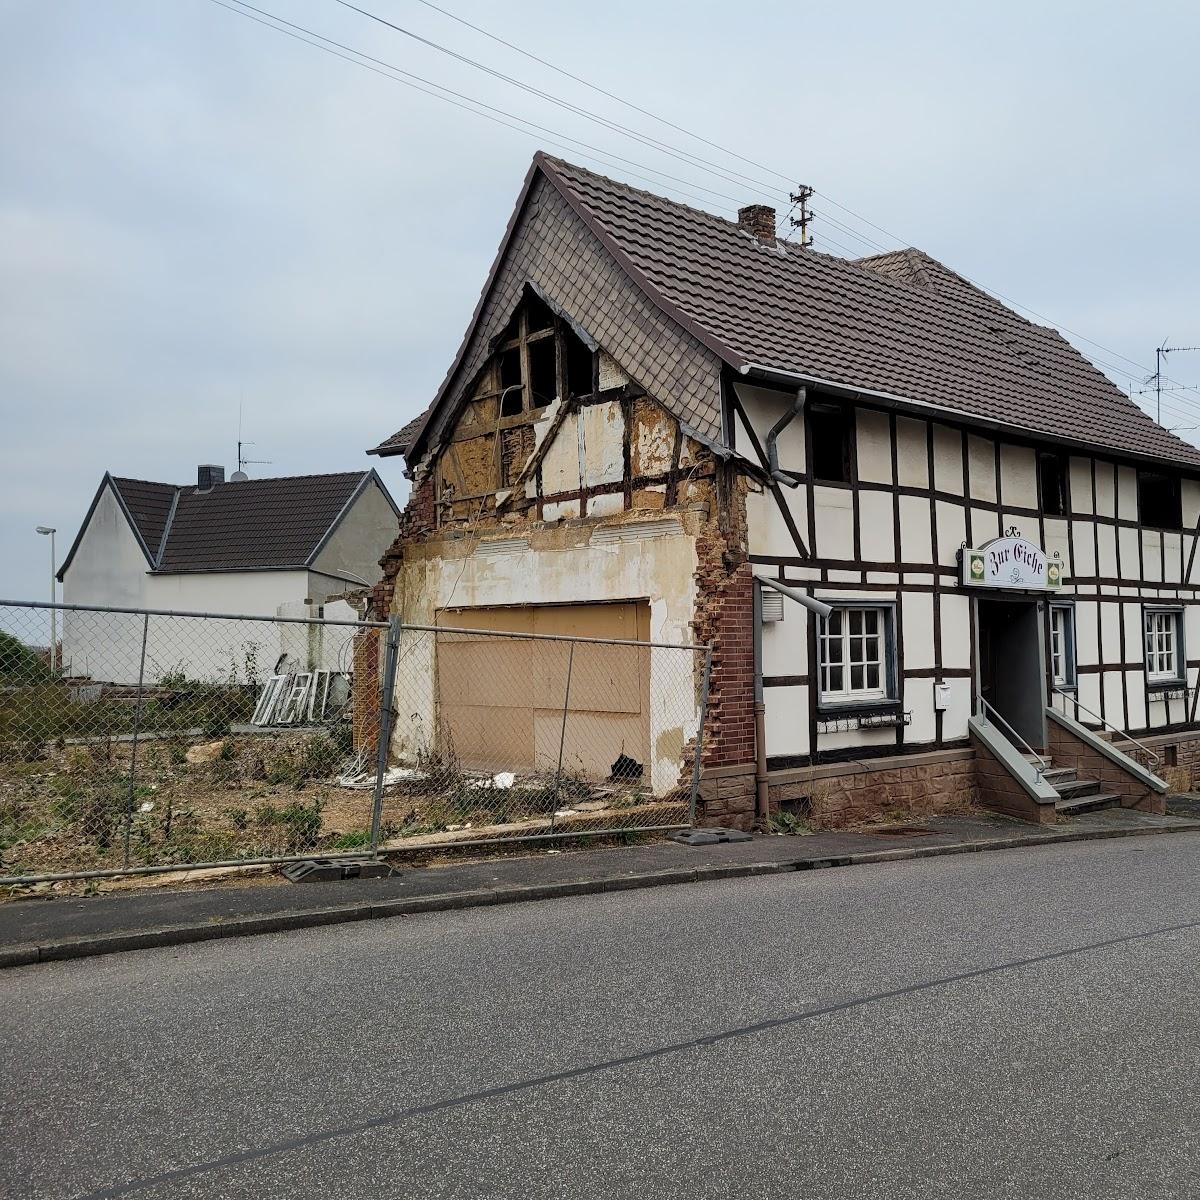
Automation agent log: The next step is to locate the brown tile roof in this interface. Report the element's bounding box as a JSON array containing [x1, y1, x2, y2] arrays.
[[542, 156, 1200, 468], [61, 471, 397, 579], [373, 153, 1200, 469], [111, 478, 178, 558], [156, 472, 374, 573]]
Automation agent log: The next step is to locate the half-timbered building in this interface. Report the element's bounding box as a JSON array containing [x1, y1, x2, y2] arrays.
[[370, 152, 1191, 829]]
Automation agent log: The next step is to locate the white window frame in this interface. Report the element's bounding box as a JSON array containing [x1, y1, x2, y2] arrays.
[[1144, 607, 1184, 686], [818, 604, 895, 706], [1049, 603, 1076, 689]]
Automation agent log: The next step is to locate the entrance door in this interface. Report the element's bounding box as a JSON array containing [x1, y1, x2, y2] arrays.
[[977, 598, 1046, 751]]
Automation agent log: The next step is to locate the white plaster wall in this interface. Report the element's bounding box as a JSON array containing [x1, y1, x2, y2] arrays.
[[139, 570, 312, 685], [898, 495, 933, 562], [813, 487, 854, 559], [859, 491, 895, 562], [902, 592, 936, 671], [1071, 521, 1096, 577], [1118, 526, 1139, 576], [580, 401, 624, 487], [59, 485, 151, 681], [735, 383, 806, 472], [932, 424, 963, 494], [999, 445, 1036, 507], [1116, 465, 1139, 521], [764, 683, 809, 758], [856, 409, 892, 484], [747, 486, 798, 559], [1143, 530, 1163, 583], [895, 417, 928, 488], [935, 500, 966, 568], [1095, 462, 1116, 518], [939, 593, 971, 670], [310, 479, 399, 591], [541, 411, 581, 495], [906, 681, 937, 744], [761, 609, 807, 677], [1069, 457, 1093, 512], [968, 436, 996, 502]]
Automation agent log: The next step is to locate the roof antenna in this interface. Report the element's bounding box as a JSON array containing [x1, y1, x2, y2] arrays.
[[233, 400, 272, 481], [1148, 339, 1200, 426], [788, 185, 814, 248]]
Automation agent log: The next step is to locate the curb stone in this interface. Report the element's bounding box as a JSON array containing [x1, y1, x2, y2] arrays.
[[4, 820, 1199, 969]]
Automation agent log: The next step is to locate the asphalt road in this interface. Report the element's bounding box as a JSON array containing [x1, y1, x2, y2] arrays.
[[3, 836, 1200, 1199]]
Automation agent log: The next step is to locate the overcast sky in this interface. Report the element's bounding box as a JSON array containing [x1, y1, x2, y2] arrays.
[[3, 0, 1199, 607]]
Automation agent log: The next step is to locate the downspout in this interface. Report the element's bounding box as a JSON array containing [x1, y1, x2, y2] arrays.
[[752, 576, 833, 830], [753, 578, 768, 827], [756, 386, 805, 824], [765, 386, 806, 487]]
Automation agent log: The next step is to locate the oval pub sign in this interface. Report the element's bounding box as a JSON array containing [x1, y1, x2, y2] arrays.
[[960, 536, 1061, 591]]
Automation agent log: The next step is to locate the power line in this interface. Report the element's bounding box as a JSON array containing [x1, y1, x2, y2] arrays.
[[213, 0, 1195, 416], [388, 3, 1189, 406], [209, 0, 745, 210], [406, 0, 796, 189], [334, 0, 794, 205]]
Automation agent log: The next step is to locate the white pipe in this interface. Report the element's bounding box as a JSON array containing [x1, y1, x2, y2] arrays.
[[754, 575, 833, 620]]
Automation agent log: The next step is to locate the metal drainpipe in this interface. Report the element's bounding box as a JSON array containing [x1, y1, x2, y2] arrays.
[[765, 386, 807, 486], [753, 578, 770, 828], [752, 578, 834, 831]]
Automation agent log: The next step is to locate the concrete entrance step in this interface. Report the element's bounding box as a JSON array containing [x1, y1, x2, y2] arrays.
[[1041, 766, 1078, 787], [1052, 777, 1099, 801], [1055, 792, 1122, 816]]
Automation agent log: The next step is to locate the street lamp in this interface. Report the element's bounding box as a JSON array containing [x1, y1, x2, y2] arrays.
[[35, 526, 57, 676]]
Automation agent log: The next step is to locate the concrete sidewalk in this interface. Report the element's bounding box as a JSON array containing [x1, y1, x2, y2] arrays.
[[3, 808, 1199, 968]]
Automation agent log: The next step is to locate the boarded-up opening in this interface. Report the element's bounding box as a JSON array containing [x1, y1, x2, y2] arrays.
[[435, 602, 652, 782]]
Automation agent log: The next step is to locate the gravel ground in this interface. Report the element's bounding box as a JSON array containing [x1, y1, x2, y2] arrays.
[[2, 834, 1199, 1199]]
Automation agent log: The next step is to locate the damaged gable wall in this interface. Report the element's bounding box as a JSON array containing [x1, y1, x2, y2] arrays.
[[416, 172, 726, 458], [371, 172, 760, 824]]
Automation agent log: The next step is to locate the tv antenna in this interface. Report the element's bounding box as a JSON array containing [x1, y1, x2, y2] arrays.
[[1147, 339, 1200, 425], [234, 401, 272, 480]]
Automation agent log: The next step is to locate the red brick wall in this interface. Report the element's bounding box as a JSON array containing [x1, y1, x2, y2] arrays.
[[692, 470, 756, 772], [372, 471, 437, 619]]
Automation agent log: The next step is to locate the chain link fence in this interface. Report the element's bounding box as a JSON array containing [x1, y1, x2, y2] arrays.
[[377, 622, 711, 852], [0, 601, 386, 883], [1, 602, 710, 883]]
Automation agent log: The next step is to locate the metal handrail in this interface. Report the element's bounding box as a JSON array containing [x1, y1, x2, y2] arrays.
[[978, 698, 1049, 777], [1051, 686, 1161, 769]]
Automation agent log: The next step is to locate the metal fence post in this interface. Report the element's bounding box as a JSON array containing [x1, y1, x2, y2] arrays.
[[369, 617, 402, 857], [688, 645, 714, 827], [550, 641, 576, 832], [122, 612, 151, 868]]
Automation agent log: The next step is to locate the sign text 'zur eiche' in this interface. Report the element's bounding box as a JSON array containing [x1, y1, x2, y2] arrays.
[[960, 536, 1061, 591]]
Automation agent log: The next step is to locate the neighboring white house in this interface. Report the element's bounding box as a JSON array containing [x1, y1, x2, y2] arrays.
[[58, 465, 400, 684]]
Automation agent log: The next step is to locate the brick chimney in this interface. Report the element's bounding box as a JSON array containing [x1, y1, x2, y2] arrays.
[[197, 464, 225, 490], [738, 204, 776, 244]]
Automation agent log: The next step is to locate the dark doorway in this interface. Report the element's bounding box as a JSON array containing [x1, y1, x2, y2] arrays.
[[977, 598, 1045, 751]]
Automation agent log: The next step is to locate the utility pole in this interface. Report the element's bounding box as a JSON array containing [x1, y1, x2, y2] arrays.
[[788, 185, 814, 248], [35, 526, 56, 675]]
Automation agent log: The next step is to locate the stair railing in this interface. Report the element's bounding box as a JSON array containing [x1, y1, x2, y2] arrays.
[[1050, 687, 1161, 770], [977, 698, 1049, 778]]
